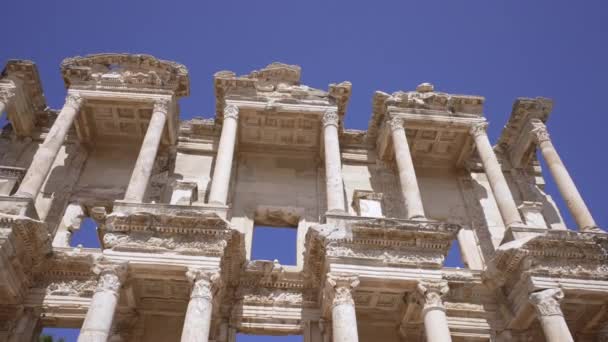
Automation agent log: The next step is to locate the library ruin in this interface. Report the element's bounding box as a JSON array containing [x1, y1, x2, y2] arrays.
[[0, 54, 606, 341]]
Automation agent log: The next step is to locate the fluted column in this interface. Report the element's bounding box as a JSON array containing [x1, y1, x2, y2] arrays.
[[15, 94, 83, 199], [208, 105, 239, 205], [181, 268, 221, 342], [123, 99, 169, 202], [78, 263, 128, 342], [416, 280, 452, 342], [529, 120, 598, 231], [529, 288, 574, 342], [388, 116, 425, 219], [326, 273, 359, 342], [322, 109, 346, 213], [470, 122, 523, 227]]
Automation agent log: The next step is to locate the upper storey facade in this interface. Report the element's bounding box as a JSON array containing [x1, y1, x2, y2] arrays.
[[0, 54, 606, 342]]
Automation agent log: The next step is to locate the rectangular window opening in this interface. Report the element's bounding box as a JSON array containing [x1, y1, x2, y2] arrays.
[[70, 216, 101, 249], [251, 225, 298, 266]]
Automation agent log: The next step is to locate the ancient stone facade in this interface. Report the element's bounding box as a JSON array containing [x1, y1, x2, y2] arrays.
[[0, 54, 606, 341]]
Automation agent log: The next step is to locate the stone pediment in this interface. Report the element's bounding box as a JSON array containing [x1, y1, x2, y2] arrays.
[[369, 83, 485, 139], [214, 62, 351, 121], [61, 53, 190, 96]]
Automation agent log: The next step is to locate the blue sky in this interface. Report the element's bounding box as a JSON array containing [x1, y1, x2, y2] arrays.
[[5, 1, 607, 340]]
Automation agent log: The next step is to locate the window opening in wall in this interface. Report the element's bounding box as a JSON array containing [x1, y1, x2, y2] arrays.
[[70, 217, 101, 248], [445, 239, 465, 268], [251, 225, 298, 266], [40, 327, 80, 342], [237, 333, 303, 342]]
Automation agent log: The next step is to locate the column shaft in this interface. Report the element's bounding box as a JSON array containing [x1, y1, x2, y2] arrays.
[[78, 264, 127, 342], [531, 121, 597, 230], [123, 100, 168, 203], [181, 269, 219, 342], [529, 289, 574, 342], [389, 117, 425, 219], [322, 110, 346, 213], [15, 94, 83, 199], [0, 100, 6, 116], [470, 123, 522, 227], [208, 105, 239, 205]]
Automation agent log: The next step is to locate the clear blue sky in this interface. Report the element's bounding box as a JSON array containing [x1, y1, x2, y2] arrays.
[[5, 1, 607, 340]]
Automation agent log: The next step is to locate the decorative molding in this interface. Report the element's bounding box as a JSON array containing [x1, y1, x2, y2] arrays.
[[415, 280, 449, 313], [93, 262, 128, 293], [529, 288, 564, 317], [325, 273, 360, 308]]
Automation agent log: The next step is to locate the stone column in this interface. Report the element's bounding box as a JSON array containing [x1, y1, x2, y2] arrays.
[[15, 94, 83, 199], [529, 288, 574, 342], [78, 263, 128, 342], [208, 105, 239, 205], [322, 109, 346, 213], [530, 120, 598, 231], [8, 307, 40, 342], [180, 268, 221, 342], [326, 273, 360, 342], [470, 122, 523, 227], [123, 99, 169, 203], [416, 280, 452, 342], [388, 116, 425, 219]]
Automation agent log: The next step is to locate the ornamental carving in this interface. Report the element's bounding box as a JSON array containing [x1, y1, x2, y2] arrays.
[[530, 119, 551, 144], [326, 244, 444, 267], [529, 288, 565, 317], [93, 263, 128, 293], [103, 232, 228, 256], [153, 98, 171, 114], [65, 93, 83, 109], [326, 273, 360, 308], [415, 280, 449, 312], [387, 116, 404, 131], [224, 104, 239, 120], [322, 109, 339, 127], [241, 288, 303, 306], [186, 268, 220, 300], [0, 86, 15, 104], [46, 279, 97, 297], [469, 122, 488, 137]]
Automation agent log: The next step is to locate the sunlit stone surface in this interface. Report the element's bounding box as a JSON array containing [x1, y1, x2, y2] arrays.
[[0, 55, 605, 341]]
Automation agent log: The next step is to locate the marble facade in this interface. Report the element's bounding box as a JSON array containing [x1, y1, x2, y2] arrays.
[[0, 54, 606, 341]]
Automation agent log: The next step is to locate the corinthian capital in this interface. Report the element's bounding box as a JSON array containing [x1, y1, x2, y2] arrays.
[[322, 109, 339, 128], [153, 98, 171, 114], [325, 273, 360, 308], [469, 122, 489, 137], [224, 104, 239, 120], [529, 288, 565, 317], [93, 262, 128, 293], [0, 86, 16, 104], [387, 116, 404, 132], [65, 94, 84, 109], [529, 119, 551, 144], [186, 268, 221, 300], [415, 280, 449, 313]]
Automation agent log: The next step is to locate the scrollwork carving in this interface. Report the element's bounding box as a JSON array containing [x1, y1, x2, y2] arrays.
[[326, 273, 359, 308], [0, 86, 16, 104], [65, 94, 84, 109], [529, 288, 565, 317], [153, 98, 171, 114], [322, 109, 339, 128], [186, 268, 221, 300], [387, 116, 404, 131], [224, 104, 239, 120], [469, 122, 488, 138], [93, 262, 128, 294], [415, 280, 449, 313], [530, 119, 551, 144]]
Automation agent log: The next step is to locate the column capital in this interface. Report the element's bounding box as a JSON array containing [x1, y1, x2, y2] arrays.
[[93, 262, 128, 293], [529, 288, 565, 317], [153, 98, 171, 114], [469, 122, 489, 137], [0, 86, 16, 104], [322, 109, 339, 128], [65, 93, 84, 109], [415, 280, 449, 313], [325, 273, 360, 308], [224, 104, 239, 120], [387, 116, 404, 132], [529, 119, 551, 144], [186, 268, 221, 300]]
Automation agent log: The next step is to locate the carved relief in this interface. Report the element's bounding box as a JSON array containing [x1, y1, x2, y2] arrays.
[[529, 288, 565, 317]]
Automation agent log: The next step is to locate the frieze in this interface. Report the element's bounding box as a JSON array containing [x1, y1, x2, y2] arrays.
[[103, 232, 228, 256], [326, 243, 444, 267], [45, 279, 97, 297]]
